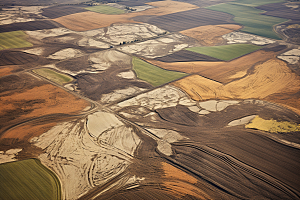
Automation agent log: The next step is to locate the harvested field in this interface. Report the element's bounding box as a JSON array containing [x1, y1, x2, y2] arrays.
[[118, 33, 193, 59], [0, 51, 38, 66], [95, 23, 165, 46], [180, 24, 242, 46], [0, 72, 90, 134], [64, 50, 153, 102], [33, 68, 73, 85], [186, 44, 263, 61], [132, 57, 187, 87], [146, 50, 277, 83], [223, 32, 275, 45], [0, 66, 19, 77], [172, 58, 300, 112], [53, 1, 198, 31], [0, 31, 32, 50], [85, 5, 125, 14], [31, 117, 140, 199], [246, 116, 300, 133], [154, 50, 221, 62], [41, 5, 87, 19], [0, 159, 61, 200], [207, 2, 287, 39], [0, 20, 61, 33], [133, 8, 237, 32]]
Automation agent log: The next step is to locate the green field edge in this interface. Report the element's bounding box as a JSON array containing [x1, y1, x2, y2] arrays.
[[85, 5, 125, 15], [0, 31, 33, 50], [32, 68, 73, 85], [132, 57, 189, 87], [205, 0, 288, 40]]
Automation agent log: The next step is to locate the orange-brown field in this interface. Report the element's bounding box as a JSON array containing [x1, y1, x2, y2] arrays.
[[180, 24, 242, 46], [146, 50, 277, 83], [172, 58, 300, 113], [53, 1, 198, 31], [0, 66, 18, 77]]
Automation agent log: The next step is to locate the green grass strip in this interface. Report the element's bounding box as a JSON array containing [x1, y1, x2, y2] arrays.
[[0, 31, 32, 50], [186, 44, 263, 61], [206, 0, 287, 40], [85, 5, 125, 14], [132, 57, 188, 87], [33, 68, 73, 85], [0, 159, 61, 200]]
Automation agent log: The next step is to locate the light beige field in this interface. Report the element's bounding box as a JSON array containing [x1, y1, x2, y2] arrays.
[[172, 58, 300, 113], [180, 24, 242, 46], [53, 1, 198, 31], [147, 50, 276, 83]]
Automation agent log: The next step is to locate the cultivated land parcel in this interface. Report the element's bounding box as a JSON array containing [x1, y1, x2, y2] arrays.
[[0, 0, 300, 199]]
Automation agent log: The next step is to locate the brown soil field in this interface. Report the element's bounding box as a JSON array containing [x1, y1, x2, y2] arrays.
[[115, 96, 300, 199], [172, 58, 300, 113], [0, 72, 90, 135], [0, 51, 39, 66], [0, 20, 61, 33], [180, 24, 242, 46], [41, 5, 88, 19], [147, 50, 277, 83], [53, 1, 199, 31], [133, 8, 236, 32], [257, 3, 300, 21], [154, 50, 221, 62], [0, 66, 19, 77]]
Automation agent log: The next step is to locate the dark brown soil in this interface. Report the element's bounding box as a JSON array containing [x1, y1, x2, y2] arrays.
[[133, 8, 236, 32], [257, 3, 300, 21], [0, 20, 61, 33], [154, 50, 222, 62], [41, 5, 88, 19], [0, 51, 39, 66]]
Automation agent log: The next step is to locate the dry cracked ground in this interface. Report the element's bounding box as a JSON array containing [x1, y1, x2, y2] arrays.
[[0, 0, 300, 200]]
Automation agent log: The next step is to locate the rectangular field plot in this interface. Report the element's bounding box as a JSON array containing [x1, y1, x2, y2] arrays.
[[186, 44, 263, 61], [207, 2, 288, 39], [0, 159, 61, 200], [133, 57, 188, 87], [0, 31, 32, 50], [42, 6, 88, 19], [154, 50, 222, 62], [85, 5, 125, 14], [0, 20, 61, 33], [133, 8, 236, 32], [257, 3, 300, 21], [33, 68, 73, 85]]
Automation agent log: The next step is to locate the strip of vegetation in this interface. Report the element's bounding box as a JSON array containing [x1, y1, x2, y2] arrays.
[[206, 0, 287, 39], [85, 5, 125, 14], [0, 31, 32, 50], [132, 57, 188, 87], [246, 116, 300, 133], [33, 68, 73, 85], [186, 44, 263, 61], [0, 159, 61, 200]]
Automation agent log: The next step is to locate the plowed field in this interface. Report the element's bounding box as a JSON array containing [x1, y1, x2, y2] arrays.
[[180, 24, 242, 46], [53, 1, 198, 31]]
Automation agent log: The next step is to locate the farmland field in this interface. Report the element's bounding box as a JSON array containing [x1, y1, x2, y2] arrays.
[[186, 44, 263, 61], [133, 57, 187, 86], [0, 31, 32, 50], [207, 2, 288, 39], [0, 159, 61, 200], [0, 0, 300, 199], [0, 20, 61, 33], [33, 68, 73, 85], [85, 5, 125, 14]]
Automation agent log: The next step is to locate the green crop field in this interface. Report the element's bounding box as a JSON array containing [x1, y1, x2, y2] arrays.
[[0, 159, 61, 200], [33, 68, 73, 85], [186, 44, 263, 61], [85, 5, 125, 14], [0, 31, 32, 50], [132, 57, 188, 87], [207, 0, 287, 39], [229, 0, 284, 7]]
